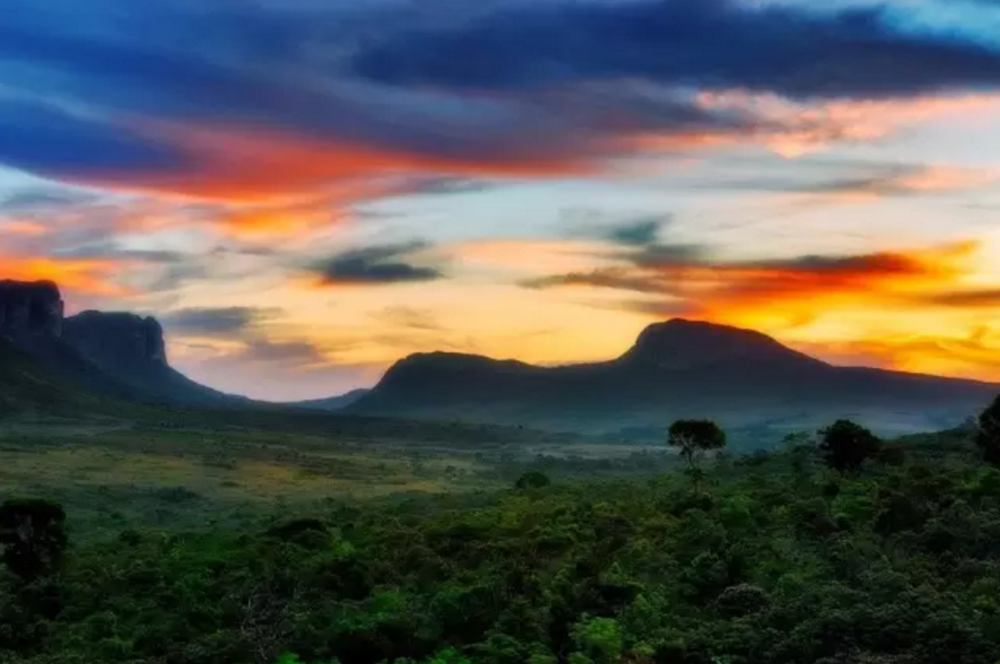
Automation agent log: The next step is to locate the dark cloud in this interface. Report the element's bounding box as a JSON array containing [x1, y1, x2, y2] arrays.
[[238, 339, 327, 368], [3, 0, 999, 190], [350, 0, 1000, 98], [753, 252, 926, 276], [313, 241, 445, 286], [607, 219, 663, 247], [559, 210, 675, 248], [524, 242, 935, 305], [630, 242, 712, 268], [161, 306, 283, 336]]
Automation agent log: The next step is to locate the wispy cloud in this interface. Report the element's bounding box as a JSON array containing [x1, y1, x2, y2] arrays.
[[160, 306, 283, 337]]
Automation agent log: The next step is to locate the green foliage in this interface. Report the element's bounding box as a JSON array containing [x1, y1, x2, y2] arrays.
[[8, 434, 1000, 664], [515, 471, 551, 490], [570, 617, 622, 664], [818, 419, 881, 473], [976, 394, 1000, 466], [0, 498, 67, 582]]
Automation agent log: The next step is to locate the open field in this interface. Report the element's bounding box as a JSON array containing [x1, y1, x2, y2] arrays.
[[0, 414, 665, 540]]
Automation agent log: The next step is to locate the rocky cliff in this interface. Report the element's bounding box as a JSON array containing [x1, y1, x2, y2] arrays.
[[63, 311, 168, 369], [0, 280, 65, 342], [0, 280, 238, 406]]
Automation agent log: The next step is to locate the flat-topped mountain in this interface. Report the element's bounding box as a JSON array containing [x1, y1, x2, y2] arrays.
[[0, 280, 240, 407], [0, 280, 65, 343], [348, 319, 997, 440]]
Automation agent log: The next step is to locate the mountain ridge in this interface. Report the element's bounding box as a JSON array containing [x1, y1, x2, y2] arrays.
[[347, 318, 997, 440]]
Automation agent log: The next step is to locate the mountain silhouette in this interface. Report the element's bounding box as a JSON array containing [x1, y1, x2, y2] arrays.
[[62, 311, 240, 405], [0, 280, 243, 408], [348, 319, 997, 440]]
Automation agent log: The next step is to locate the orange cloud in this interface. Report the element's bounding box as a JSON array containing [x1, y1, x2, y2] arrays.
[[80, 122, 594, 204], [523, 237, 1000, 379], [0, 221, 50, 237], [795, 328, 1000, 383], [607, 241, 977, 328], [0, 258, 129, 296], [219, 198, 350, 238]]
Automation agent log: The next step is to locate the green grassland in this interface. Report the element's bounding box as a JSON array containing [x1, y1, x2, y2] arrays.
[[0, 413, 662, 540]]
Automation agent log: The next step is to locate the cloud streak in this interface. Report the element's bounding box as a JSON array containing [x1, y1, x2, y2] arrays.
[[312, 241, 445, 286]]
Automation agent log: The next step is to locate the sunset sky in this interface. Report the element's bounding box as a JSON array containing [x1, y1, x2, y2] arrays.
[[3, 0, 1000, 400]]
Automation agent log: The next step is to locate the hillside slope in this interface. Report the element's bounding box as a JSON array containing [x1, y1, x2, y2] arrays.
[[0, 339, 143, 419], [63, 311, 243, 406], [349, 319, 998, 439], [292, 389, 371, 411]]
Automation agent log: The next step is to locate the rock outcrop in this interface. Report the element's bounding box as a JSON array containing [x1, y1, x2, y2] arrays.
[[0, 280, 237, 406], [63, 311, 168, 369], [0, 280, 65, 342]]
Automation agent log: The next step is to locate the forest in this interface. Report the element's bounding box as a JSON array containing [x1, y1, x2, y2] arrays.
[[2, 395, 1000, 664]]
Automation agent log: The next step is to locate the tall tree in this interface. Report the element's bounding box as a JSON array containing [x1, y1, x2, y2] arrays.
[[976, 394, 1000, 467], [668, 420, 726, 488], [0, 498, 67, 582], [818, 420, 880, 473]]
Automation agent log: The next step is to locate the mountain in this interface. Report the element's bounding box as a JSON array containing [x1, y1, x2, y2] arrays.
[[293, 389, 371, 411], [0, 280, 243, 408], [348, 319, 998, 440], [62, 311, 241, 406]]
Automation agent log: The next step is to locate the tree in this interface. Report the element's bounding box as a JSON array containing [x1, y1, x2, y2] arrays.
[[668, 420, 727, 485], [976, 394, 1000, 467], [818, 420, 880, 473], [515, 471, 551, 490], [0, 498, 67, 582], [570, 617, 623, 664]]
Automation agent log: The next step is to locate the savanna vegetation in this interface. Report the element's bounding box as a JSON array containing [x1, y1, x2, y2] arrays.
[[3, 401, 1000, 664]]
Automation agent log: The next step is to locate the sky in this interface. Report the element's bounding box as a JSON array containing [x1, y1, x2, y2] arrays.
[[3, 0, 1000, 400]]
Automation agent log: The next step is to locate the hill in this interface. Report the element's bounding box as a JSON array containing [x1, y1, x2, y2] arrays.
[[292, 388, 371, 411], [349, 319, 998, 440]]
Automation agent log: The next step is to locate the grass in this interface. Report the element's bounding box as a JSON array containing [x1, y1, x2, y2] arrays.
[[0, 413, 657, 541]]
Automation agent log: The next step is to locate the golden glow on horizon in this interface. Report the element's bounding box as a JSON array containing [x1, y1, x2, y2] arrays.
[[0, 258, 130, 296]]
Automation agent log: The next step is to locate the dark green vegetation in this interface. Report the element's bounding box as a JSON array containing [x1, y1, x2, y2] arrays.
[[976, 395, 1000, 466], [0, 339, 149, 419], [349, 319, 998, 440], [6, 417, 1000, 664], [818, 420, 882, 474]]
